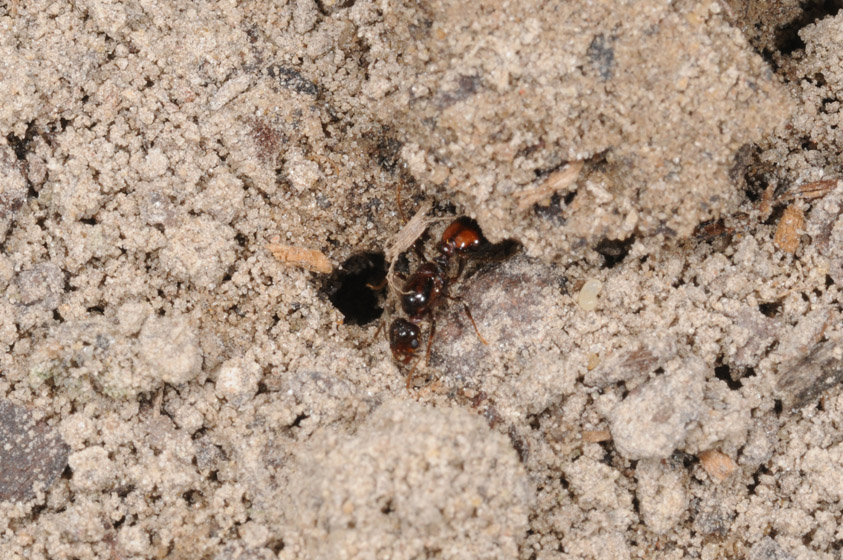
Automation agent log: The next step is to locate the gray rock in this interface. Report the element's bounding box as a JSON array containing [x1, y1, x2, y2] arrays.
[[776, 338, 843, 411], [748, 537, 794, 560]]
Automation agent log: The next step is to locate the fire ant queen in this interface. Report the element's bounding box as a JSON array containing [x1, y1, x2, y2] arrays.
[[386, 215, 508, 386]]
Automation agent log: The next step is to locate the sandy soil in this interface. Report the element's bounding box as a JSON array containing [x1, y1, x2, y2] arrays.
[[2, 0, 843, 558]]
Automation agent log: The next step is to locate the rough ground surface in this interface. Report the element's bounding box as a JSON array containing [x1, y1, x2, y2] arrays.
[[3, 0, 843, 559]]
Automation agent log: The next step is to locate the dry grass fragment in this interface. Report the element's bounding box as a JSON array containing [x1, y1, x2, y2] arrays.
[[581, 429, 612, 443], [267, 238, 333, 274], [385, 200, 433, 263], [515, 161, 584, 210], [779, 178, 837, 202], [385, 200, 439, 294]]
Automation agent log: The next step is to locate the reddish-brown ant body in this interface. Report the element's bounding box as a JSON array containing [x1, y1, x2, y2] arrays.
[[435, 217, 488, 263], [400, 262, 448, 318], [388, 318, 421, 364], [387, 216, 494, 381]]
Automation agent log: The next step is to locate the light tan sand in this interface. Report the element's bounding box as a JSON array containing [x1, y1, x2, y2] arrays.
[[2, 1, 843, 559]]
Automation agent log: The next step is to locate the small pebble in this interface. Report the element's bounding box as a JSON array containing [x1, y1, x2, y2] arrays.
[[215, 357, 260, 407], [698, 449, 737, 483]]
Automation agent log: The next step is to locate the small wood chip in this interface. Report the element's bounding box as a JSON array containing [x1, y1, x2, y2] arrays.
[[267, 239, 333, 274], [779, 178, 837, 202], [385, 200, 433, 263], [773, 205, 804, 254], [582, 429, 612, 443], [515, 160, 584, 210], [385, 200, 440, 294], [699, 449, 737, 483]]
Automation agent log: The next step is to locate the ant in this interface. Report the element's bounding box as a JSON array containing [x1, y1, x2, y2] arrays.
[[387, 216, 495, 386]]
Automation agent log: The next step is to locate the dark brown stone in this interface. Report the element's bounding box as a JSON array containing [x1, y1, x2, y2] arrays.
[[0, 400, 69, 502]]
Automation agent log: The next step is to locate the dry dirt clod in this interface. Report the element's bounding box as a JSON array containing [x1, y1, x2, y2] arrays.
[[609, 361, 705, 460]]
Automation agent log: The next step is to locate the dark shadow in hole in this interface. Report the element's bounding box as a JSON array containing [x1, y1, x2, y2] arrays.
[[595, 236, 635, 269], [714, 361, 742, 390], [5, 121, 38, 161], [747, 465, 769, 494], [759, 300, 783, 318], [322, 251, 387, 326], [774, 0, 843, 58], [532, 192, 568, 225]]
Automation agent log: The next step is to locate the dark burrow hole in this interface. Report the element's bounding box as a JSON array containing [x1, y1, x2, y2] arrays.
[[532, 192, 567, 224], [595, 236, 635, 268], [773, 0, 843, 58], [759, 300, 783, 318], [731, 143, 771, 203], [673, 450, 698, 469], [714, 362, 742, 391], [747, 465, 767, 494], [6, 121, 38, 161], [182, 489, 202, 505], [763, 204, 787, 227], [290, 413, 309, 428], [374, 131, 402, 173], [508, 426, 530, 464], [322, 251, 387, 326], [380, 498, 394, 515]]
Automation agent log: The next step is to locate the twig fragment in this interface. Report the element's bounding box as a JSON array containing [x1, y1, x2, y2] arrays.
[[515, 160, 584, 210], [267, 238, 333, 274]]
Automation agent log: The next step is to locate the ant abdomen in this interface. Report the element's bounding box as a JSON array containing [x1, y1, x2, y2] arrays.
[[389, 318, 421, 364]]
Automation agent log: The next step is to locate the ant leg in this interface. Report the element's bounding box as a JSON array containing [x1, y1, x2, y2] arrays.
[[412, 239, 428, 263], [366, 276, 388, 290], [456, 257, 466, 280], [443, 293, 486, 345], [425, 316, 437, 365], [461, 303, 488, 345], [405, 356, 421, 389], [373, 319, 385, 341]]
